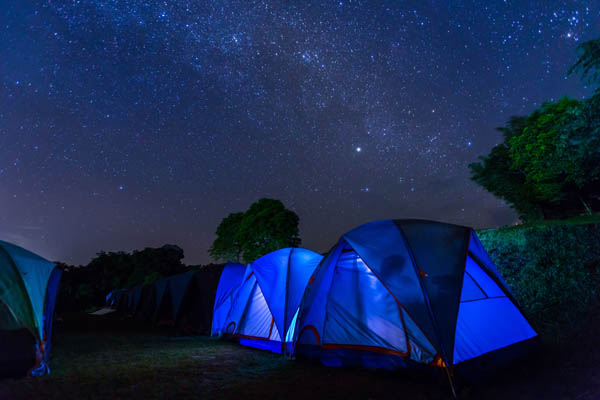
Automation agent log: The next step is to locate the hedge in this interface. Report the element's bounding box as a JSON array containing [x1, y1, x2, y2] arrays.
[[477, 221, 600, 343]]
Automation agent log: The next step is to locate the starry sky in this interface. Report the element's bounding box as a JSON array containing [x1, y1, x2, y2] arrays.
[[1, 1, 599, 265]]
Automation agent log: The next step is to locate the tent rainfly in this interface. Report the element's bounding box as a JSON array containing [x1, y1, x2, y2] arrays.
[[0, 240, 61, 377]]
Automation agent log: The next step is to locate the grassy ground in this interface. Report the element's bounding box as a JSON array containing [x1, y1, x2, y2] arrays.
[[1, 312, 600, 399]]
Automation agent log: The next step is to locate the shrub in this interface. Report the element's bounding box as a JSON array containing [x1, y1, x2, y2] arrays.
[[478, 222, 600, 343]]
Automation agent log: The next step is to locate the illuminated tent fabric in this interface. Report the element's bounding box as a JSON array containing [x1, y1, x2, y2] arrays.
[[211, 263, 246, 336], [293, 220, 537, 378], [220, 248, 322, 354], [106, 289, 125, 308], [0, 240, 62, 376]]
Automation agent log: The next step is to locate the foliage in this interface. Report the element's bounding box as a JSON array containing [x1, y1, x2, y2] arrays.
[[470, 96, 600, 221], [209, 198, 301, 263], [478, 221, 600, 343], [208, 212, 245, 262], [509, 97, 600, 214], [56, 245, 187, 313], [236, 198, 301, 263], [568, 37, 600, 87], [469, 116, 542, 219], [471, 36, 600, 221]]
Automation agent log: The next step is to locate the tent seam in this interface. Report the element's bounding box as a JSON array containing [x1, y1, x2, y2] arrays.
[[395, 225, 450, 367]]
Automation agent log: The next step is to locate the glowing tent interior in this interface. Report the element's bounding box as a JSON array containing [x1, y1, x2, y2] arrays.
[[0, 240, 61, 377], [213, 248, 323, 354], [292, 219, 537, 392]]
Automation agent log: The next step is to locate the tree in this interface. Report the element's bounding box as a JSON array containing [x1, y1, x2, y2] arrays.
[[209, 198, 301, 263], [568, 37, 600, 87], [508, 97, 594, 215], [237, 198, 301, 262], [469, 117, 543, 220], [470, 37, 600, 221], [470, 98, 600, 220], [208, 212, 245, 262]]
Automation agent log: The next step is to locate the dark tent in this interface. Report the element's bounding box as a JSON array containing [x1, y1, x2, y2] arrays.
[[155, 271, 195, 326], [0, 240, 62, 377], [175, 264, 225, 335], [126, 285, 143, 315], [152, 277, 169, 322], [294, 219, 538, 393], [134, 284, 157, 322], [116, 291, 130, 315]]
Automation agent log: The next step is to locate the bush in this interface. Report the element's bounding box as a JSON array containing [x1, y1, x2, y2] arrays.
[[478, 222, 600, 343]]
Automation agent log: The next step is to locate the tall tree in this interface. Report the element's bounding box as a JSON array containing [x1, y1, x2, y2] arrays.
[[469, 117, 542, 220], [208, 212, 245, 262], [470, 37, 600, 221], [236, 198, 301, 263], [470, 97, 600, 220], [209, 198, 301, 263]]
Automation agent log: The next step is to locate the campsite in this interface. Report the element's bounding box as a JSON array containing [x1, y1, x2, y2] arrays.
[[2, 1, 600, 399], [1, 217, 600, 399]]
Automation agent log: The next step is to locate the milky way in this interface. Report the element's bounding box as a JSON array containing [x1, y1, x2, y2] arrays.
[[1, 1, 598, 264]]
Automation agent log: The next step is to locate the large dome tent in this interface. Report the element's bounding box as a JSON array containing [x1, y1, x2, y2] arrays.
[[293, 219, 537, 394], [0, 240, 61, 377]]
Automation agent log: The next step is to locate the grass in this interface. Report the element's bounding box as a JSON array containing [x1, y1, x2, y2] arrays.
[[1, 312, 599, 399]]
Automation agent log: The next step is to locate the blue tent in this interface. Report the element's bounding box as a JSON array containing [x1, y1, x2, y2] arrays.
[[211, 263, 246, 336], [0, 240, 61, 376], [218, 248, 323, 354], [293, 220, 537, 391]]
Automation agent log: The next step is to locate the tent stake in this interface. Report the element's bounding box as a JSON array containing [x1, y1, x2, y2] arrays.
[[445, 366, 457, 398]]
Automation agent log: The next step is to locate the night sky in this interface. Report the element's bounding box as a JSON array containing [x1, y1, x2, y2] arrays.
[[1, 1, 598, 265]]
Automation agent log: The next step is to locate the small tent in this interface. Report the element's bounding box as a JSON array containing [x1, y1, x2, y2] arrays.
[[211, 263, 246, 336], [134, 284, 157, 322], [175, 264, 224, 335], [220, 248, 323, 354], [151, 277, 170, 322], [127, 285, 144, 315], [155, 271, 196, 325], [0, 240, 61, 377], [293, 219, 537, 390]]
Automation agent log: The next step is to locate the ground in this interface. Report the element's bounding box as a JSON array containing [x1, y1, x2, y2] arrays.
[[0, 313, 599, 400]]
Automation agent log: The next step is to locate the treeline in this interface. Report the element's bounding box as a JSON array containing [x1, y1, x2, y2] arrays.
[[56, 244, 215, 313]]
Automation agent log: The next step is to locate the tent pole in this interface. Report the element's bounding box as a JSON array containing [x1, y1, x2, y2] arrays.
[[444, 365, 457, 398]]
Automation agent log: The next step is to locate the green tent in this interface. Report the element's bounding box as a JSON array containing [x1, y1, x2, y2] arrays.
[[0, 240, 61, 376]]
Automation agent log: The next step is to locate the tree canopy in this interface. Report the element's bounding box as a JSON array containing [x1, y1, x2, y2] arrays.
[[208, 212, 245, 262], [568, 37, 600, 87], [470, 36, 600, 221], [209, 198, 301, 263]]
